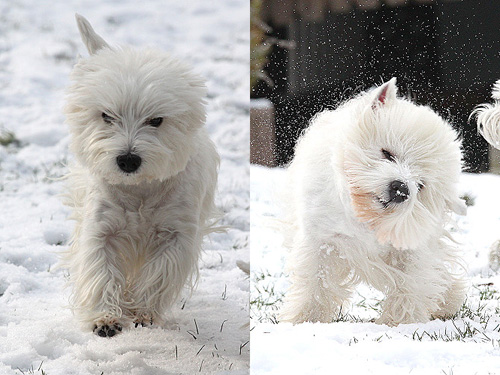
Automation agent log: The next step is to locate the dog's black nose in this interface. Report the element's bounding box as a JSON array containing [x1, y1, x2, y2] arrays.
[[388, 180, 409, 203], [116, 153, 142, 173]]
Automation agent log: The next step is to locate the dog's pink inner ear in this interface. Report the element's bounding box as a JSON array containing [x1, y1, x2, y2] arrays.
[[372, 78, 397, 109], [377, 85, 390, 105], [371, 86, 390, 110]]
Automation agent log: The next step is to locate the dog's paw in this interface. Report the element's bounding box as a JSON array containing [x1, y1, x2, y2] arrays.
[[133, 314, 154, 328], [134, 320, 153, 328], [93, 322, 123, 337]]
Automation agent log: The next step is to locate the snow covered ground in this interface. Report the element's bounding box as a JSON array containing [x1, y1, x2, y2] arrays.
[[251, 165, 500, 374], [0, 1, 249, 374]]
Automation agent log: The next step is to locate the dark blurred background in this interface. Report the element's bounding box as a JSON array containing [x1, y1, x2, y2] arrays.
[[250, 0, 500, 173]]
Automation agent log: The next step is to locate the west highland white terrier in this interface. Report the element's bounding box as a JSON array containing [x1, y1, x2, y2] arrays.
[[63, 15, 219, 337], [280, 78, 467, 326]]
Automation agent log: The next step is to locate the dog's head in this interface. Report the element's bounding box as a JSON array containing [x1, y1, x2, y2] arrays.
[[343, 78, 466, 250], [473, 79, 500, 150], [65, 14, 206, 185]]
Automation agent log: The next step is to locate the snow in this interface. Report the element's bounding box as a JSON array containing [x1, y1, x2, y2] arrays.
[[0, 1, 249, 374], [251, 165, 500, 374]]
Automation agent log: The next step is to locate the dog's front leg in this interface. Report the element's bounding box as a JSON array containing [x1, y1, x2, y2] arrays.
[[280, 235, 355, 324], [130, 226, 200, 327], [71, 215, 129, 337]]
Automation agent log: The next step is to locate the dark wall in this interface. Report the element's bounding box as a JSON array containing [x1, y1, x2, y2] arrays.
[[253, 1, 500, 171]]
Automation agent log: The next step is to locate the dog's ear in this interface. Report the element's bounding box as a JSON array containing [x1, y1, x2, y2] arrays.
[[372, 77, 398, 108], [447, 196, 467, 216], [75, 14, 110, 55]]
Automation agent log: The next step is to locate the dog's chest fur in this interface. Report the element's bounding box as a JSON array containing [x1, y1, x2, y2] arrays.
[[89, 177, 190, 267]]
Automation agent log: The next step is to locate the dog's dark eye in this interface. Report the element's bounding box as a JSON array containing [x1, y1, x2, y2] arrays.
[[102, 112, 114, 124], [418, 182, 425, 191], [382, 149, 396, 161], [146, 117, 163, 127]]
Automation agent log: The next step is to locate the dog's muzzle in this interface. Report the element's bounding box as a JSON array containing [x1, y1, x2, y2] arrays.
[[116, 153, 142, 173], [388, 180, 409, 204]]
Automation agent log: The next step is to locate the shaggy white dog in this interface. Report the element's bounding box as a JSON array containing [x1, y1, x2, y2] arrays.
[[63, 15, 219, 337], [280, 78, 467, 326], [474, 79, 500, 149]]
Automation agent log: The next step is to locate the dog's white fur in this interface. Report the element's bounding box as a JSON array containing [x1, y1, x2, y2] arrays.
[[280, 78, 467, 326], [63, 15, 219, 334], [474, 81, 500, 271], [474, 79, 500, 150]]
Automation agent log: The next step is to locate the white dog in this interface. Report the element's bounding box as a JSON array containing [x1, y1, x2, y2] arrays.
[[63, 15, 219, 337], [280, 78, 467, 326], [474, 79, 500, 149]]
